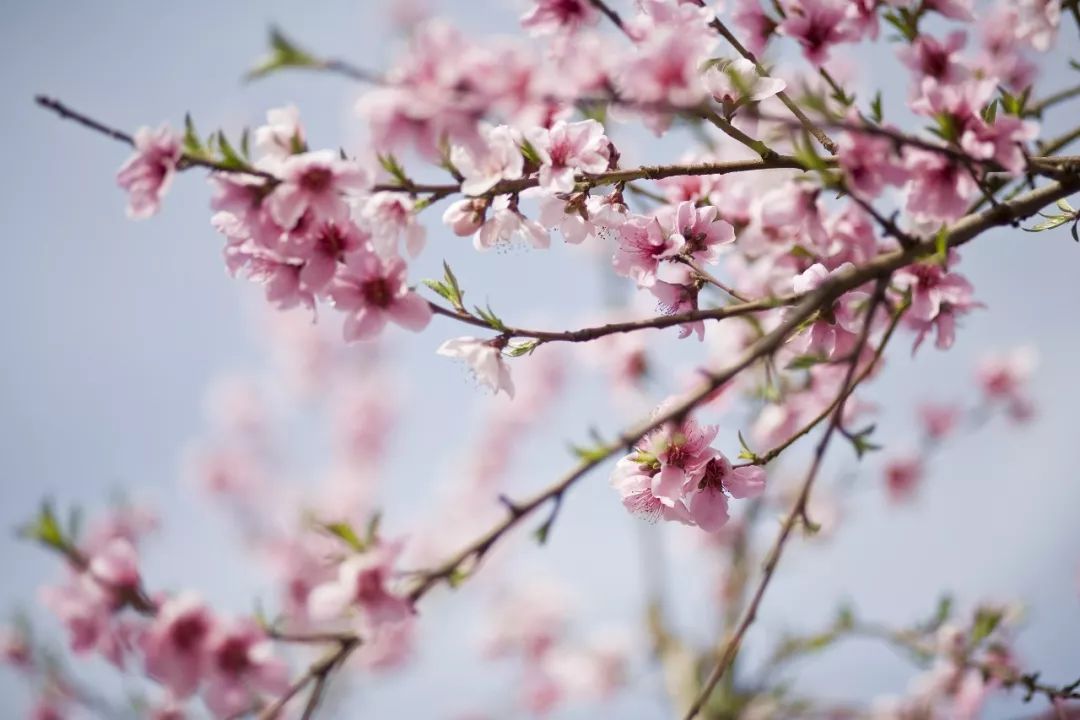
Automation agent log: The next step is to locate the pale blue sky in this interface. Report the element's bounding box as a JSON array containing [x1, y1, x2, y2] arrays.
[[2, 2, 1079, 718]]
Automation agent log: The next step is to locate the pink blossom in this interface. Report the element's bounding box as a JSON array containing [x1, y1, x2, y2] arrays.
[[1016, 0, 1060, 51], [527, 119, 609, 194], [894, 261, 977, 326], [884, 455, 923, 502], [521, 0, 598, 35], [619, 27, 714, 108], [903, 149, 978, 223], [976, 346, 1037, 421], [703, 58, 786, 106], [635, 405, 718, 507], [267, 150, 369, 229], [87, 537, 142, 598], [732, 0, 778, 56], [895, 259, 982, 351], [307, 543, 412, 629], [443, 198, 488, 237], [838, 129, 908, 199], [40, 576, 131, 666], [253, 105, 305, 159], [362, 192, 426, 258], [650, 279, 705, 340], [613, 214, 682, 286], [281, 216, 368, 295], [141, 594, 215, 698], [116, 125, 182, 219], [0, 624, 32, 669], [202, 620, 288, 719], [662, 201, 736, 265], [474, 196, 551, 251], [960, 114, 1039, 176], [358, 618, 415, 671], [610, 455, 692, 524], [483, 582, 569, 661], [687, 455, 766, 532], [918, 402, 961, 441], [328, 250, 432, 341], [923, 0, 975, 21], [777, 0, 856, 67], [437, 337, 515, 397], [451, 124, 525, 196], [897, 32, 969, 86]]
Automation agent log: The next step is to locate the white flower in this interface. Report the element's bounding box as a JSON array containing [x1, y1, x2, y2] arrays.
[[703, 58, 786, 104], [437, 337, 515, 397], [451, 124, 525, 196]]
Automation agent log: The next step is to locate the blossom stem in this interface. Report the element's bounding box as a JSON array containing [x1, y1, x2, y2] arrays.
[[427, 295, 787, 343]]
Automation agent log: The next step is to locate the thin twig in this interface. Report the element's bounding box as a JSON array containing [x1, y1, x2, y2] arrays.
[[587, 0, 634, 38]]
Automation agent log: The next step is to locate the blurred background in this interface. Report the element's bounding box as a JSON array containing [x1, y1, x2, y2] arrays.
[[1, 1, 1078, 717]]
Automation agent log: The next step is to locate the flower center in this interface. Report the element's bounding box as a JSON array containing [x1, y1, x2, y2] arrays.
[[216, 637, 252, 676], [169, 613, 209, 652], [299, 166, 333, 194], [361, 278, 392, 308]]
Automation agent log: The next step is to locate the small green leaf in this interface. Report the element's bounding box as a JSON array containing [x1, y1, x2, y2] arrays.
[[786, 354, 830, 370], [933, 225, 949, 264], [320, 521, 366, 552], [506, 339, 539, 357], [1024, 214, 1072, 232], [1057, 199, 1076, 214], [869, 92, 883, 125], [377, 153, 409, 186], [247, 26, 321, 81], [474, 303, 508, 332], [970, 606, 1003, 644], [447, 567, 469, 588], [570, 442, 610, 463], [183, 114, 204, 157], [736, 430, 758, 462], [216, 132, 248, 171], [519, 137, 543, 167]]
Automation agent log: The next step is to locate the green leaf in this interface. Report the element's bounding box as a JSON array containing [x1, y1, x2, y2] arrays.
[[519, 137, 543, 168], [20, 501, 67, 552], [377, 153, 409, 186], [1057, 198, 1076, 214], [474, 303, 508, 332], [320, 521, 366, 552], [246, 26, 321, 81], [981, 99, 998, 124], [183, 114, 205, 157], [425, 262, 466, 311], [869, 92, 883, 125], [847, 425, 881, 459], [447, 567, 469, 589], [506, 339, 539, 357], [216, 132, 248, 171], [570, 442, 610, 463], [970, 606, 1003, 645], [786, 354, 830, 370], [533, 522, 552, 545], [933, 225, 949, 264], [736, 430, 758, 462], [1023, 214, 1072, 232]]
